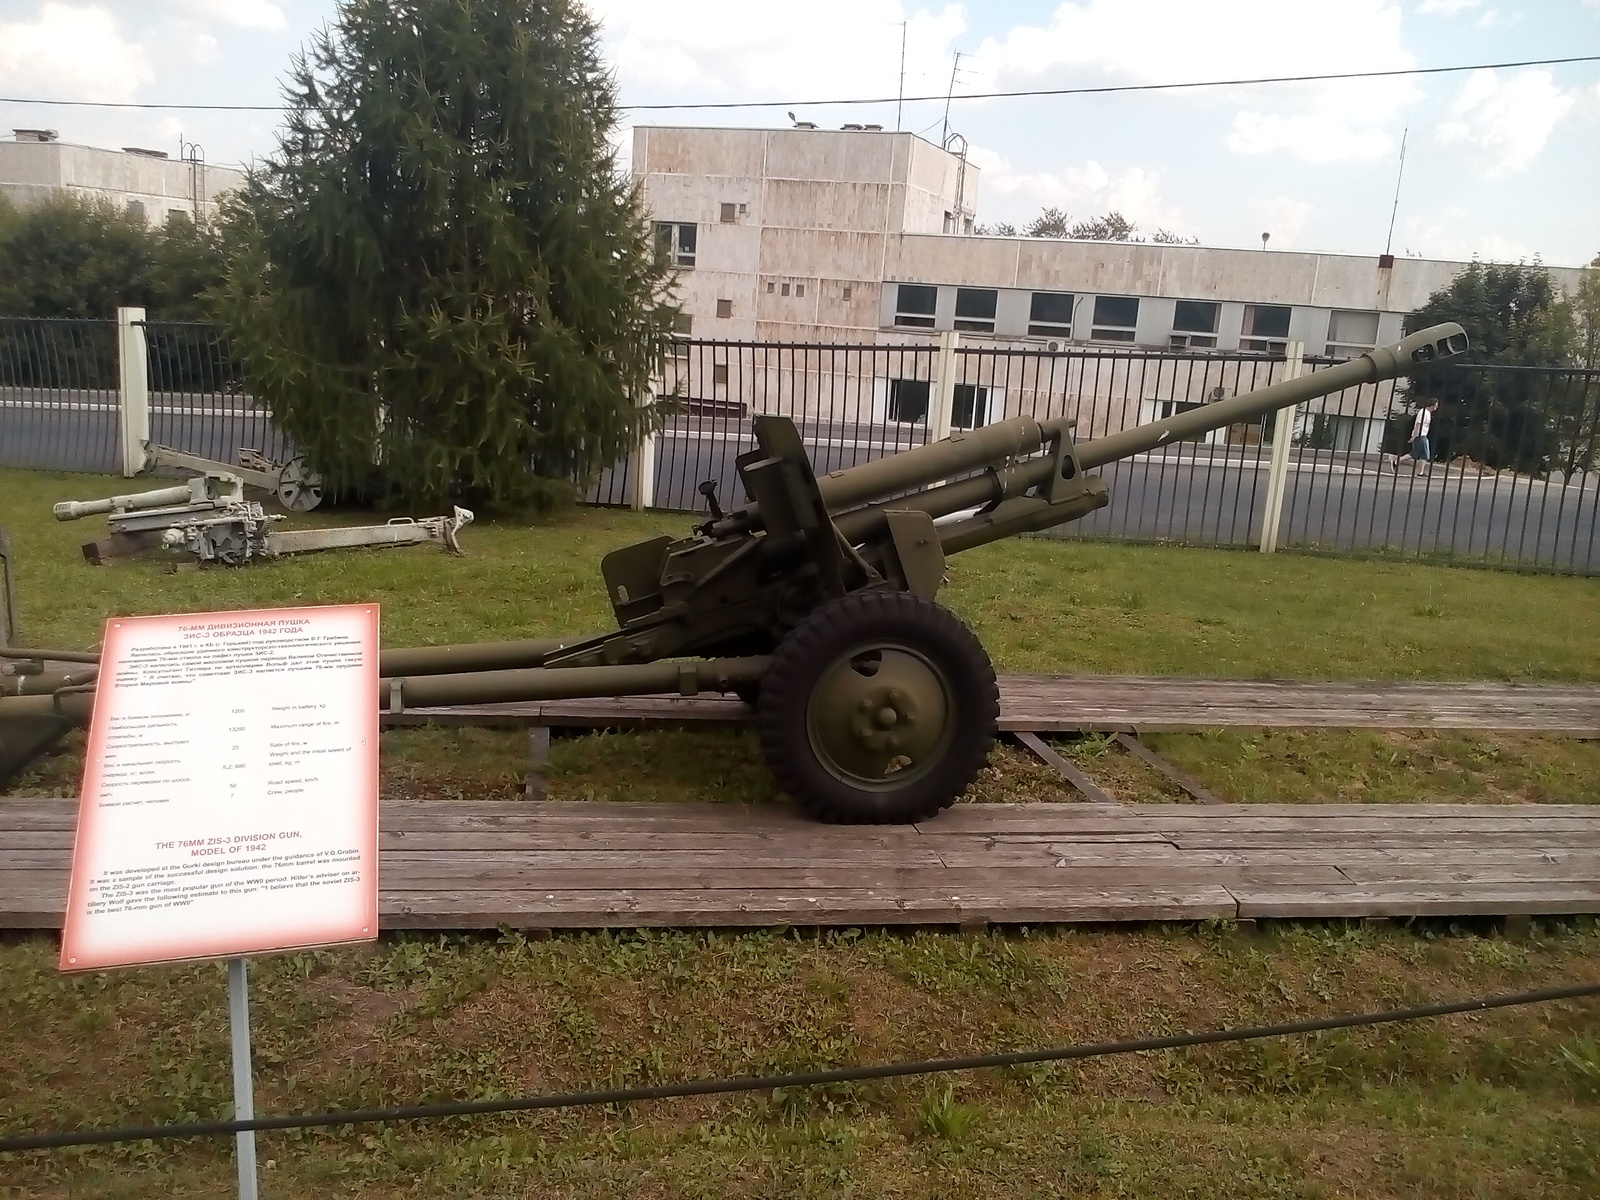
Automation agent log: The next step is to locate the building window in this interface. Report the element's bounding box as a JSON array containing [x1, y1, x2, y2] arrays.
[[1170, 300, 1220, 349], [672, 312, 693, 335], [655, 221, 696, 268], [781, 282, 790, 296], [842, 285, 853, 301], [713, 364, 729, 386], [719, 202, 736, 223], [1325, 309, 1380, 358], [952, 384, 990, 429], [942, 211, 955, 233], [795, 283, 805, 298], [888, 379, 930, 423], [766, 281, 775, 293], [715, 299, 733, 319], [1028, 291, 1074, 337], [894, 284, 937, 329], [954, 288, 997, 333], [1091, 296, 1139, 342], [1241, 304, 1291, 352], [126, 199, 146, 222]]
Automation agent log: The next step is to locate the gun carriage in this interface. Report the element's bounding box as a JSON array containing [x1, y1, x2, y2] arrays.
[[0, 325, 1469, 820]]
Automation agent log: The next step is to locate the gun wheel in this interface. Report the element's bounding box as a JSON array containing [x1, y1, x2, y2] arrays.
[[758, 591, 997, 823], [275, 456, 324, 512]]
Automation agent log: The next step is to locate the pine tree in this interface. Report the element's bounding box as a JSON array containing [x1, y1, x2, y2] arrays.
[[214, 0, 679, 510]]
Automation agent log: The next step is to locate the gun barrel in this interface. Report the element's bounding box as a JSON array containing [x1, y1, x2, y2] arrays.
[[814, 415, 1075, 513], [1077, 323, 1468, 470]]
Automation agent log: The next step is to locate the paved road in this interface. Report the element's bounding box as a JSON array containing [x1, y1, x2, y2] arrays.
[[7, 392, 1596, 573]]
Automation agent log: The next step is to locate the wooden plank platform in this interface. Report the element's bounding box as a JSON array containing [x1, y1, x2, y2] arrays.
[[386, 676, 1600, 737], [5, 799, 1597, 931]]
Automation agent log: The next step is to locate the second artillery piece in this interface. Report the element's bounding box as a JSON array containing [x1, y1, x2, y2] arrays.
[[0, 324, 1470, 816]]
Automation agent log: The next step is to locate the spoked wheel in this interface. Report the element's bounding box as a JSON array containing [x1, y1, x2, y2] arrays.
[[758, 590, 998, 823], [275, 456, 324, 512]]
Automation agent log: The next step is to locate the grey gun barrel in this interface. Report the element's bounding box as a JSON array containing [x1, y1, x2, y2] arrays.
[[53, 483, 202, 522], [1077, 323, 1469, 470]]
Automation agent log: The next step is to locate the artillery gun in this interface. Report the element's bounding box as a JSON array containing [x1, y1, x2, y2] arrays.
[[1, 324, 1469, 817]]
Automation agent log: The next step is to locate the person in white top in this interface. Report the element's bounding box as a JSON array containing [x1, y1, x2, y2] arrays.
[[1392, 399, 1440, 476]]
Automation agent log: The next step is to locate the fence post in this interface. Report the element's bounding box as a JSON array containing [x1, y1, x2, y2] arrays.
[[931, 329, 960, 442], [1258, 339, 1303, 554], [632, 384, 658, 512], [116, 307, 149, 478]]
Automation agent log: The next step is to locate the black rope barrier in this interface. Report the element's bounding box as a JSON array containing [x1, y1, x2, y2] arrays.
[[3, 979, 1596, 1154]]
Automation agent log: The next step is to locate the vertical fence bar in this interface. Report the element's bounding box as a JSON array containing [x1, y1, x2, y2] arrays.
[[116, 307, 149, 477]]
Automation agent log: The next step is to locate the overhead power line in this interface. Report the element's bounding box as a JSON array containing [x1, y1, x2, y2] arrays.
[[0, 54, 1595, 114]]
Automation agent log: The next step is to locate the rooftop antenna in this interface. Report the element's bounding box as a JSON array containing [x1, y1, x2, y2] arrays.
[[1384, 124, 1409, 257], [941, 51, 964, 148], [896, 21, 907, 133], [1261, 232, 1270, 250]]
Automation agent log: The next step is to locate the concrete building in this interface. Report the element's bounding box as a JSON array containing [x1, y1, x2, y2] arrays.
[[633, 124, 1589, 450], [0, 129, 245, 226]]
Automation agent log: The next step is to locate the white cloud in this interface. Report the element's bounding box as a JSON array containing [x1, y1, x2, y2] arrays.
[[167, 1, 286, 31], [1417, 0, 1480, 14], [968, 0, 1417, 163], [971, 147, 1186, 233], [1436, 69, 1574, 175], [0, 4, 153, 104], [1400, 206, 1540, 262], [1248, 196, 1315, 247], [591, 1, 964, 107]]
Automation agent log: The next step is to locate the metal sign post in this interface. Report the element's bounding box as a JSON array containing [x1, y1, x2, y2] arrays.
[[227, 958, 258, 1200]]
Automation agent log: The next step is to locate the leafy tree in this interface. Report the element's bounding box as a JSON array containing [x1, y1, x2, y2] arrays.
[[1067, 211, 1137, 241], [1015, 208, 1196, 245], [1022, 207, 1073, 239], [974, 220, 1017, 236], [214, 0, 679, 511], [1404, 261, 1581, 475]]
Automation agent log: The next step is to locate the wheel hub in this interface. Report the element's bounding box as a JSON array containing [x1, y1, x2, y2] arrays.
[[807, 647, 953, 788]]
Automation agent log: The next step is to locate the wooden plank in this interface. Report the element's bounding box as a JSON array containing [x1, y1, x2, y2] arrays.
[[1235, 883, 1600, 919], [1011, 731, 1120, 805]]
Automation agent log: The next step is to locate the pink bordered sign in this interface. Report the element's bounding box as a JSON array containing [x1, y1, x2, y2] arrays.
[[60, 604, 380, 971]]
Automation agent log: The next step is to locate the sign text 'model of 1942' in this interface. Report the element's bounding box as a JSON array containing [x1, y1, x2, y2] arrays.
[[60, 604, 380, 971]]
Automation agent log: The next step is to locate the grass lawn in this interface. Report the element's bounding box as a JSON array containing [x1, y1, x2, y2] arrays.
[[4, 467, 1598, 805], [3, 468, 1599, 1197]]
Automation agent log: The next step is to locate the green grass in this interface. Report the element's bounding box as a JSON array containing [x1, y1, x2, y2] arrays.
[[3, 920, 1598, 1197], [5, 469, 1600, 1195]]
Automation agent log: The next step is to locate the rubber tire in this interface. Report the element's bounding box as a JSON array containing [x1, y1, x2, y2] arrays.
[[757, 590, 998, 823]]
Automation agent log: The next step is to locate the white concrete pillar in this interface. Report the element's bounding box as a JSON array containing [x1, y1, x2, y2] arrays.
[[1259, 340, 1303, 554], [930, 329, 959, 443], [116, 307, 150, 478], [631, 385, 658, 512]]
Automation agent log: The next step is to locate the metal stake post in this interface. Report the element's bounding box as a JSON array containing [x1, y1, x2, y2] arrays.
[[115, 307, 149, 479], [1259, 340, 1303, 554], [227, 958, 259, 1200], [931, 330, 960, 444]]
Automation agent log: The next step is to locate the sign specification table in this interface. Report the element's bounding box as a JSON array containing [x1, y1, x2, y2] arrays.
[[60, 604, 380, 970]]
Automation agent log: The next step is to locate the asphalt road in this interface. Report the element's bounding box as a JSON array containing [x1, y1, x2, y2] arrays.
[[7, 392, 1596, 573]]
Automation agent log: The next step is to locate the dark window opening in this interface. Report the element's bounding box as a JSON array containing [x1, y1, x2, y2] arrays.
[[712, 364, 728, 386], [1242, 304, 1291, 350], [1028, 291, 1074, 336], [952, 384, 990, 429], [715, 298, 732, 318], [719, 202, 736, 223], [1173, 300, 1219, 333], [894, 283, 937, 329], [1092, 295, 1139, 342], [655, 222, 696, 268], [888, 379, 930, 423], [954, 288, 998, 333]]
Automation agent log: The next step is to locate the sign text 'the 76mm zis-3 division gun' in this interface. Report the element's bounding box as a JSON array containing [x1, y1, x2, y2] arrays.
[[0, 323, 1469, 820]]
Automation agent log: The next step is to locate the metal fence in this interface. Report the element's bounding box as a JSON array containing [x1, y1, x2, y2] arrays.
[[0, 317, 289, 477], [4, 317, 1597, 575]]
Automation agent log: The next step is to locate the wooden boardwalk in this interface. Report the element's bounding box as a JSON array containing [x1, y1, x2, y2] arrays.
[[389, 675, 1600, 737], [5, 799, 1597, 931]]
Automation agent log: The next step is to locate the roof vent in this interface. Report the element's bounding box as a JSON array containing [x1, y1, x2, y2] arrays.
[[13, 128, 59, 142], [122, 147, 169, 158], [841, 123, 864, 130], [791, 121, 817, 130], [862, 124, 883, 131]]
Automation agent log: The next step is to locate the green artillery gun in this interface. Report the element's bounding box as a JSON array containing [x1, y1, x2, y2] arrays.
[[0, 324, 1469, 818]]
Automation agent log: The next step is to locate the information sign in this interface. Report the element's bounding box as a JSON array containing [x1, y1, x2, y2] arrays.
[[60, 604, 380, 970]]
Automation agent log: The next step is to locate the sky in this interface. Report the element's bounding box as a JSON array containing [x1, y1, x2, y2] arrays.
[[0, 0, 1596, 266]]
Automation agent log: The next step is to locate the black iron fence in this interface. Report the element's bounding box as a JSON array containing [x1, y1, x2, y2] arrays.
[[3, 318, 1597, 574]]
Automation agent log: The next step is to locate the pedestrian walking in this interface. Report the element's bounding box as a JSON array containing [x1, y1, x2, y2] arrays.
[[1392, 400, 1440, 476]]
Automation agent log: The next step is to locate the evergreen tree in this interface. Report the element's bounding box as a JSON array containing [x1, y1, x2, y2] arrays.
[[1404, 261, 1579, 475], [214, 0, 679, 510]]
